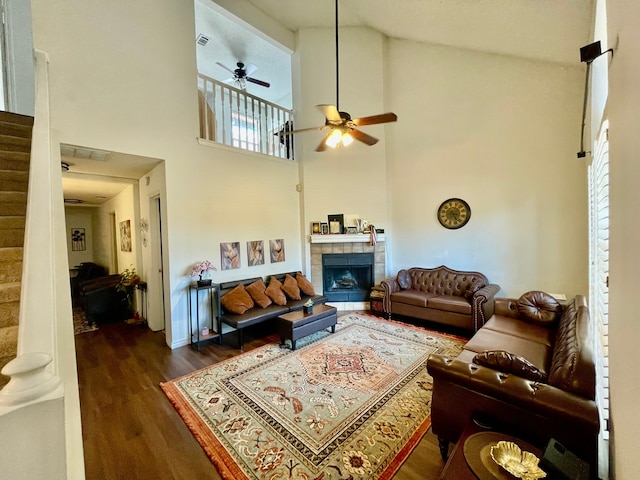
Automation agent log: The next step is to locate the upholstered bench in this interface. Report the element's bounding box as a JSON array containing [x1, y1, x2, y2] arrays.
[[277, 304, 337, 350]]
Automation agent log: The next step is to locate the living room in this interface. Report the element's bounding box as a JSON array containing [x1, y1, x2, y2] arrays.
[[16, 0, 640, 477]]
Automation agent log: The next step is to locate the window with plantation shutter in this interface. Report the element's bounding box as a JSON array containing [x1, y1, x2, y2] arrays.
[[588, 119, 609, 479]]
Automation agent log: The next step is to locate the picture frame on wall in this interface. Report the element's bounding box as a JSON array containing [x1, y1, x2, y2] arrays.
[[71, 228, 86, 251], [320, 223, 329, 235], [247, 240, 264, 266], [221, 242, 241, 270], [119, 220, 132, 252], [328, 214, 344, 234], [270, 239, 285, 263], [311, 222, 321, 234]]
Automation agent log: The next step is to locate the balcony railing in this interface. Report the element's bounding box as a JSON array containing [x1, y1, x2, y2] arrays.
[[197, 74, 295, 160]]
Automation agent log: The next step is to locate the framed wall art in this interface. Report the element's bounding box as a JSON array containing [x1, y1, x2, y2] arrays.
[[328, 214, 344, 234], [270, 239, 285, 263], [247, 240, 264, 266], [221, 242, 241, 270], [71, 228, 86, 251], [320, 222, 329, 235], [119, 220, 132, 252], [311, 222, 321, 234]]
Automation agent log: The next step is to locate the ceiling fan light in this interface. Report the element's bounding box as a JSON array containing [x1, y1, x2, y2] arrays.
[[326, 129, 342, 148], [341, 132, 353, 147]]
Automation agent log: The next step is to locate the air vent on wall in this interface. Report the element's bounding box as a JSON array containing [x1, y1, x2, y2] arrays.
[[60, 144, 111, 161], [196, 34, 210, 46]]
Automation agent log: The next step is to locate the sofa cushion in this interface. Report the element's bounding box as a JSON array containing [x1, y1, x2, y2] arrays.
[[390, 290, 436, 307], [281, 274, 301, 300], [517, 291, 562, 325], [296, 272, 315, 296], [473, 350, 548, 382], [245, 279, 272, 308], [482, 315, 555, 347], [221, 284, 255, 315], [266, 277, 287, 305], [397, 269, 412, 289], [427, 295, 472, 315], [463, 328, 552, 374]]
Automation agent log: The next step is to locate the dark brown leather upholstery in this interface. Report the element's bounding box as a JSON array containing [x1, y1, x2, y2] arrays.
[[426, 294, 599, 476], [381, 266, 500, 331]]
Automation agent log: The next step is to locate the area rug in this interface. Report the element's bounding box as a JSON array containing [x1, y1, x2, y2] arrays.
[[161, 313, 464, 479], [73, 307, 98, 335]]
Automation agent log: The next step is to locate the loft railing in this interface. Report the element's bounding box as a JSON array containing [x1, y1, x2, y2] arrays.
[[197, 74, 295, 160]]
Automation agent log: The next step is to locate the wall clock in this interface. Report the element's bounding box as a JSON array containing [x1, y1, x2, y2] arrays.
[[437, 198, 471, 229]]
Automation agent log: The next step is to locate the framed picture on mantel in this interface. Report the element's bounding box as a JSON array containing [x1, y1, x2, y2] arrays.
[[328, 214, 344, 234]]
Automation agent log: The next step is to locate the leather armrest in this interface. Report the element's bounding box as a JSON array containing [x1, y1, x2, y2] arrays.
[[380, 278, 399, 313], [426, 354, 599, 433], [471, 283, 500, 329]]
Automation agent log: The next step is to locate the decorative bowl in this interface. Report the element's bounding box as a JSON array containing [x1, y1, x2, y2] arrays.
[[490, 441, 547, 480]]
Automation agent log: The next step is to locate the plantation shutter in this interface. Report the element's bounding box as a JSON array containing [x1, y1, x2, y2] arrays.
[[588, 119, 609, 478]]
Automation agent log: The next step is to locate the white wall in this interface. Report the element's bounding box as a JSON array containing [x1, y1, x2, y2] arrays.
[[64, 206, 95, 268], [606, 0, 640, 477], [386, 40, 588, 297]]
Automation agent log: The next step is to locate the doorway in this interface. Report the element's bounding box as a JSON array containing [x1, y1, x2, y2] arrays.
[[147, 195, 166, 332], [109, 211, 119, 274]]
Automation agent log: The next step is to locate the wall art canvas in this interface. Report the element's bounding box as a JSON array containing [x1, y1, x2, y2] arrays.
[[71, 228, 86, 251], [247, 240, 264, 266], [221, 242, 241, 270], [270, 239, 285, 263], [119, 220, 132, 252]]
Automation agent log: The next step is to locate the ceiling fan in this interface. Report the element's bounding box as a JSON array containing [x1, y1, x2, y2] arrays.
[[280, 0, 397, 152], [215, 61, 271, 90]]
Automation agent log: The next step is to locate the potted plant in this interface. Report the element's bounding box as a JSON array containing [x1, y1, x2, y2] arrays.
[[303, 298, 314, 314], [192, 260, 217, 287]]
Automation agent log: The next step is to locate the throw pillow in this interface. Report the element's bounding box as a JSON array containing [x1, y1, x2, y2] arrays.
[[516, 291, 562, 325], [220, 284, 255, 315], [281, 274, 301, 300], [245, 279, 272, 308], [473, 350, 548, 382], [265, 277, 287, 305], [397, 269, 412, 289], [296, 272, 315, 296]]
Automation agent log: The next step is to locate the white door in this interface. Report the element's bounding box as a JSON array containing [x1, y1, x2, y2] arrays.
[[147, 195, 166, 331]]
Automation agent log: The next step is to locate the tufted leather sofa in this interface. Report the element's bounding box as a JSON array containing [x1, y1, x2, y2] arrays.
[[426, 292, 599, 475], [380, 265, 500, 331]]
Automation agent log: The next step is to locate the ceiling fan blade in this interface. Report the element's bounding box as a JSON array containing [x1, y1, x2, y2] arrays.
[[352, 112, 398, 126], [315, 132, 333, 152], [246, 77, 270, 88], [316, 104, 341, 123], [215, 62, 235, 75], [244, 63, 258, 76], [277, 126, 323, 136], [350, 128, 379, 146]]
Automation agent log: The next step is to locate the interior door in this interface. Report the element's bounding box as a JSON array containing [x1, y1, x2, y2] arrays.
[[147, 195, 165, 331]]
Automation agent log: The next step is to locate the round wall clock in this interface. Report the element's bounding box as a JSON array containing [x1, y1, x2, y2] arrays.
[[437, 198, 471, 229]]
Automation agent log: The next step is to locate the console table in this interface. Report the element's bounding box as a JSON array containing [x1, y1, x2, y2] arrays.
[[187, 283, 221, 350]]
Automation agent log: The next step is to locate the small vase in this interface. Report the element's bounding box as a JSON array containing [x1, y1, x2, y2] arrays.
[[197, 278, 212, 287]]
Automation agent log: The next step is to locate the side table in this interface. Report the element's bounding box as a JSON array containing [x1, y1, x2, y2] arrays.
[[188, 283, 221, 350], [369, 285, 386, 317]]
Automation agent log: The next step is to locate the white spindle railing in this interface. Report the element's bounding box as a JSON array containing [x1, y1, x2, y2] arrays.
[[197, 74, 295, 160], [0, 49, 85, 479]]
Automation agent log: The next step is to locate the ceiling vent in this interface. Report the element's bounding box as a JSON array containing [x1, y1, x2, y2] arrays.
[[64, 198, 84, 204], [61, 144, 111, 161], [196, 34, 210, 46]]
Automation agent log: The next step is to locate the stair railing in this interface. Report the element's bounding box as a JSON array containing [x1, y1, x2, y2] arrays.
[[0, 49, 85, 479]]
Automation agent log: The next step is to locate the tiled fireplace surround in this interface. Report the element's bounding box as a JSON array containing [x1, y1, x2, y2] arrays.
[[309, 235, 386, 310]]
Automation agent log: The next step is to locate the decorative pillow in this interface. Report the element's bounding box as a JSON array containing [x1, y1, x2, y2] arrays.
[[397, 269, 412, 289], [245, 279, 272, 308], [281, 274, 301, 300], [516, 291, 562, 325], [265, 277, 287, 305], [220, 284, 255, 315], [296, 272, 315, 296], [473, 350, 548, 382]]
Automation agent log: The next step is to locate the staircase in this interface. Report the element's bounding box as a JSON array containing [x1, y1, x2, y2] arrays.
[[0, 111, 33, 388]]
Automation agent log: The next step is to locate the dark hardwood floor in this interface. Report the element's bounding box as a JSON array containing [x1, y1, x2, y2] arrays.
[[75, 313, 449, 479]]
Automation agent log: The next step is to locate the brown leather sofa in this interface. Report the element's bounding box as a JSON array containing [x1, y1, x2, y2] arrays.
[[380, 265, 500, 331], [426, 291, 599, 475]]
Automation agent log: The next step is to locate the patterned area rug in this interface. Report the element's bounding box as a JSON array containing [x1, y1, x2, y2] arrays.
[[161, 313, 464, 479], [73, 307, 98, 335]]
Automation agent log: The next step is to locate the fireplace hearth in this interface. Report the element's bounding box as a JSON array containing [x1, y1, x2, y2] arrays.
[[322, 253, 374, 302]]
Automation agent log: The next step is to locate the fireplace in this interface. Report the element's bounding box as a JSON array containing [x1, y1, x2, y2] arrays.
[[322, 253, 374, 302]]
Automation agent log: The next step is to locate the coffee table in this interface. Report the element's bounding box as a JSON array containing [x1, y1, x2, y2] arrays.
[[277, 304, 337, 350]]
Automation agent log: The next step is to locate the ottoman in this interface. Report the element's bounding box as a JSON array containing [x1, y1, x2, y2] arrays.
[[278, 304, 338, 350]]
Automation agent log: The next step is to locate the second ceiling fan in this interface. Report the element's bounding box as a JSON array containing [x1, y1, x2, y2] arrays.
[[281, 0, 397, 152]]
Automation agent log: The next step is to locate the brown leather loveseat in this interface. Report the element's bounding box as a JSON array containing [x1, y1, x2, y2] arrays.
[[381, 265, 500, 331], [426, 291, 599, 474]]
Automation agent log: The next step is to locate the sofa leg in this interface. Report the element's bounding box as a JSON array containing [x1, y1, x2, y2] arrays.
[[438, 437, 449, 461]]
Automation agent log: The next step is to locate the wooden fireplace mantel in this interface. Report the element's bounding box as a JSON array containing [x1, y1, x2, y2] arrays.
[[309, 234, 385, 244]]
